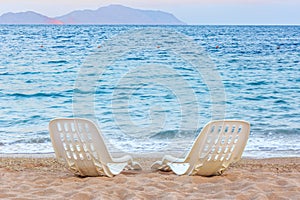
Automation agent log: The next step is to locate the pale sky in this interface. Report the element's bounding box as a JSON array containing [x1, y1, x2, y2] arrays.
[[0, 0, 299, 24]]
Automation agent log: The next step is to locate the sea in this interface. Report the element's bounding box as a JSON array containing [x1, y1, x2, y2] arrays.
[[0, 25, 299, 158]]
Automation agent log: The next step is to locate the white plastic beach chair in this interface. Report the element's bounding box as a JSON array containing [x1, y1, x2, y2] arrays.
[[49, 118, 142, 177], [151, 120, 250, 176]]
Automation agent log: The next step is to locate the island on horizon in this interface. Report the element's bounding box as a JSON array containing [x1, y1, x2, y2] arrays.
[[0, 4, 186, 25]]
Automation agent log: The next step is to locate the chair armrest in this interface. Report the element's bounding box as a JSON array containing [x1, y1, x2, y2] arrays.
[[162, 154, 185, 163]]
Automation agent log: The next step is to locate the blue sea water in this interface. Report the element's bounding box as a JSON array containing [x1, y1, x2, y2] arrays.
[[0, 25, 299, 158]]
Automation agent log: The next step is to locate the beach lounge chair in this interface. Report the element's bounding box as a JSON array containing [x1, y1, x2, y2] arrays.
[[151, 120, 250, 176], [49, 118, 142, 177]]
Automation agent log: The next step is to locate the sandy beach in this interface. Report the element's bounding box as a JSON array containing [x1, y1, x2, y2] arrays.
[[0, 156, 299, 199]]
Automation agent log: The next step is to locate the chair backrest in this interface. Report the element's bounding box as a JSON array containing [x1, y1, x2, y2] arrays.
[[49, 118, 113, 167], [186, 120, 250, 176]]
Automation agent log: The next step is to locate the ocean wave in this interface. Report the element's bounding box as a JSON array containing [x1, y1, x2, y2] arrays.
[[54, 35, 73, 39], [0, 72, 13, 75], [150, 130, 197, 140], [247, 80, 269, 86], [7, 92, 67, 98], [10, 137, 51, 145], [0, 71, 41, 76], [126, 57, 145, 61], [263, 128, 300, 135], [47, 60, 69, 64], [20, 71, 41, 75]]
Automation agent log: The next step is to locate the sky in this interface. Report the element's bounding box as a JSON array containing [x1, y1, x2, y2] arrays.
[[0, 0, 299, 25]]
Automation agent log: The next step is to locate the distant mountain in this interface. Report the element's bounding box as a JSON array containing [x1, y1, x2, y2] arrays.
[[0, 11, 63, 24], [57, 4, 185, 25], [0, 5, 185, 25]]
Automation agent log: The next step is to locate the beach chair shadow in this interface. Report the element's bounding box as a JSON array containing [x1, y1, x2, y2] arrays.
[[49, 118, 142, 177], [151, 120, 250, 176]]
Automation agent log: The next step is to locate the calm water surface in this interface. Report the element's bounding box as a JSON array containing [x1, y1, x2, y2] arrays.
[[0, 25, 299, 158]]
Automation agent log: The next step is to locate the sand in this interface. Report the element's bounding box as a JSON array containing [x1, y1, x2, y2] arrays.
[[0, 156, 299, 200]]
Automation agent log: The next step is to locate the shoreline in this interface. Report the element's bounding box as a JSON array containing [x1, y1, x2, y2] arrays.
[[1, 156, 299, 199], [1, 151, 299, 159]]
